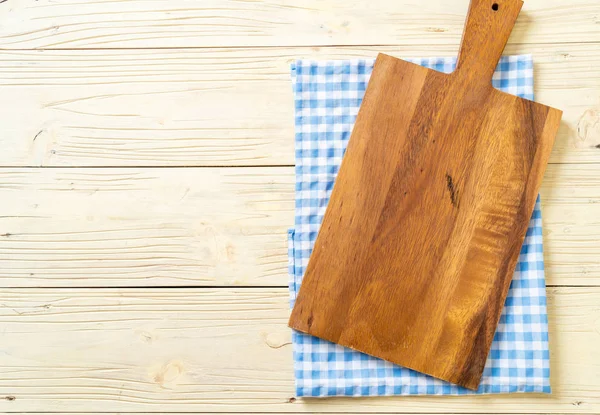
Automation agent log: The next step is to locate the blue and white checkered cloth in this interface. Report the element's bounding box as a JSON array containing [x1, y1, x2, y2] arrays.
[[288, 55, 550, 397]]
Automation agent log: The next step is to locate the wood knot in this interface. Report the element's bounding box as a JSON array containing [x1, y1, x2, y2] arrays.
[[137, 330, 154, 343], [225, 243, 235, 261], [264, 332, 291, 349], [426, 27, 448, 32], [577, 108, 600, 146], [4, 396, 15, 401], [149, 360, 185, 389]]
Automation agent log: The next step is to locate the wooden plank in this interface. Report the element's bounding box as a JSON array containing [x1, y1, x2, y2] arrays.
[[0, 168, 294, 287], [0, 287, 597, 412], [0, 44, 596, 167], [0, 164, 599, 287], [540, 163, 600, 284], [0, 0, 598, 49]]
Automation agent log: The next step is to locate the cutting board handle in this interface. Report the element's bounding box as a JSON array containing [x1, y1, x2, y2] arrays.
[[455, 0, 523, 85]]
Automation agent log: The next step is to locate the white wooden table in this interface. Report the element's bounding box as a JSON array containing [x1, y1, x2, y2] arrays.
[[0, 0, 598, 413]]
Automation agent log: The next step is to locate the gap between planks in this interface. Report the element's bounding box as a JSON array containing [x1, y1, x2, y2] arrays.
[[0, 285, 596, 289], [0, 161, 595, 170]]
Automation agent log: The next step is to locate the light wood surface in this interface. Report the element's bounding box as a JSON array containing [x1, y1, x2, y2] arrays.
[[0, 44, 597, 167], [0, 168, 294, 287], [0, 0, 598, 412], [0, 0, 598, 48], [0, 164, 599, 287], [0, 288, 598, 412]]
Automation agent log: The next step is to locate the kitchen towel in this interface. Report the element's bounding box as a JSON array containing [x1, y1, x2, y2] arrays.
[[288, 55, 550, 397]]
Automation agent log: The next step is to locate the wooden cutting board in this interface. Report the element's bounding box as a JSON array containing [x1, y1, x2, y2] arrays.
[[288, 0, 561, 390]]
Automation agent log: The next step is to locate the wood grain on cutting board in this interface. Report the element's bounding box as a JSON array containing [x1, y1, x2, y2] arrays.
[[289, 0, 562, 390]]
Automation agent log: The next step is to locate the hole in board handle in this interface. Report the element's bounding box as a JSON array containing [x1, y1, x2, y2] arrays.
[[492, 3, 499, 11]]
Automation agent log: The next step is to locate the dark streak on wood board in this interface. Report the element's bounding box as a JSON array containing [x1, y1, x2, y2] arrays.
[[288, 0, 561, 390]]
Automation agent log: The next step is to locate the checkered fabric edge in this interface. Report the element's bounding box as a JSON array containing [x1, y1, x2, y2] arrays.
[[288, 55, 550, 397]]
